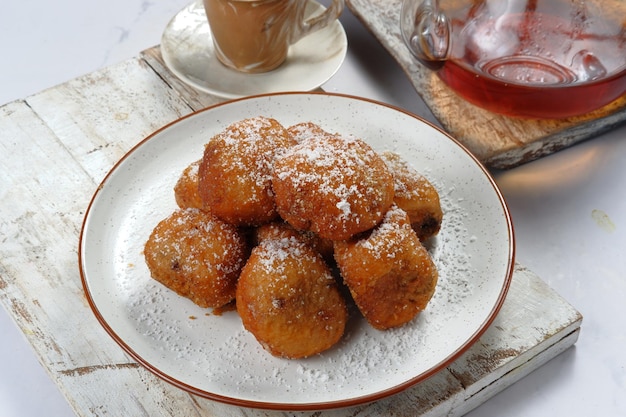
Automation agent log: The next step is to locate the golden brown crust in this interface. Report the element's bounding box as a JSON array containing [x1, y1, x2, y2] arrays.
[[198, 116, 297, 226], [333, 205, 438, 330], [272, 135, 395, 240], [174, 159, 210, 212], [236, 235, 347, 358], [381, 151, 443, 241], [144, 208, 249, 308]]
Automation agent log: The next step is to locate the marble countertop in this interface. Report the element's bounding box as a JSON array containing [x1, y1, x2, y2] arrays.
[[1, 1, 625, 417]]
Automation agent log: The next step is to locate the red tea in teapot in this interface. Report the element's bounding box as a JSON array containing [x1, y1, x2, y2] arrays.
[[436, 0, 626, 118]]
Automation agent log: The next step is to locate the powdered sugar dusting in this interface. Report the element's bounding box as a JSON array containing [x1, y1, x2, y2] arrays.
[[354, 205, 409, 260], [273, 134, 394, 239], [286, 121, 333, 143], [255, 235, 320, 279], [201, 116, 294, 216]]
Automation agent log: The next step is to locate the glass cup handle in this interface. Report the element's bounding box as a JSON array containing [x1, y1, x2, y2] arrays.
[[290, 0, 345, 44], [400, 0, 451, 70]]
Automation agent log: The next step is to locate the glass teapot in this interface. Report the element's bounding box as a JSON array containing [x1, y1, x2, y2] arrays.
[[400, 0, 626, 118]]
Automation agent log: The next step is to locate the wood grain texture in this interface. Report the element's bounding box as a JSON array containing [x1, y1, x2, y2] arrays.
[[346, 0, 626, 168], [0, 54, 581, 417]]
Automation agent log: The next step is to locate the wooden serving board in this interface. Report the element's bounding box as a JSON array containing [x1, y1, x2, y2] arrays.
[[346, 0, 626, 169], [0, 49, 581, 417]]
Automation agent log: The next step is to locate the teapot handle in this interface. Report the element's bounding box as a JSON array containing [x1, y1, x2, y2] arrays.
[[400, 0, 451, 70]]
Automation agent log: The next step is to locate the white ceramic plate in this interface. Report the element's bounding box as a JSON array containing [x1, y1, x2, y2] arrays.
[[80, 92, 514, 410], [160, 0, 347, 98]]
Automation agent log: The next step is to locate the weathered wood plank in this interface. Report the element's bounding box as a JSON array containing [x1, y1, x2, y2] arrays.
[[346, 0, 626, 169], [0, 100, 133, 413], [25, 58, 195, 183], [1, 55, 581, 417]]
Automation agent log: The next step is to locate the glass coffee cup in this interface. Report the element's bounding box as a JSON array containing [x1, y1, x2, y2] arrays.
[[204, 0, 344, 73], [400, 0, 626, 118]]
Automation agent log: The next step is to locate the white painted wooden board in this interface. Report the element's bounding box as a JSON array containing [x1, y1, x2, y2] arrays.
[[346, 0, 626, 169], [0, 56, 581, 417]]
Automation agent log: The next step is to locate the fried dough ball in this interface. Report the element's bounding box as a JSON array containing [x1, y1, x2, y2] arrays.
[[174, 159, 209, 212], [198, 116, 297, 226], [272, 135, 395, 241], [333, 205, 438, 330], [144, 208, 249, 308], [287, 122, 332, 143], [236, 235, 347, 358], [381, 151, 443, 241]]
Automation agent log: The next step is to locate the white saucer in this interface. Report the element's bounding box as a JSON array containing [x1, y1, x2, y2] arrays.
[[160, 0, 347, 98]]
